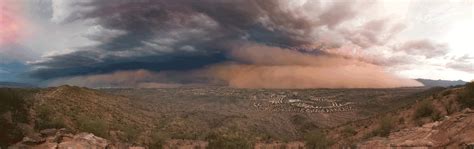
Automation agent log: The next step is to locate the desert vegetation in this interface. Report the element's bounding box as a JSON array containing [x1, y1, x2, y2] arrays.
[[414, 100, 436, 120], [0, 88, 37, 148], [458, 81, 474, 108], [0, 86, 429, 148], [76, 116, 109, 138], [207, 133, 251, 149], [304, 129, 332, 149], [374, 116, 394, 137], [35, 106, 67, 130], [6, 84, 474, 148]]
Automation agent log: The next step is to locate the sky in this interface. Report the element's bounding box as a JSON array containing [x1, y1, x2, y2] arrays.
[[0, 0, 473, 88]]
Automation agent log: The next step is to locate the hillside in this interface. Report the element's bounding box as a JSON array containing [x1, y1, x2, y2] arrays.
[[328, 82, 474, 148], [1, 86, 431, 148], [3, 84, 474, 148]]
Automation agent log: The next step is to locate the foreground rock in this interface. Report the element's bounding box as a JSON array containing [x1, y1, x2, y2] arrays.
[[9, 129, 144, 149], [359, 108, 474, 148]]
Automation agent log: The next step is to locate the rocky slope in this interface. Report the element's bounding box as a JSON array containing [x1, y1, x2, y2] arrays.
[[0, 86, 150, 148], [328, 84, 474, 148], [359, 108, 474, 148], [9, 128, 148, 149]]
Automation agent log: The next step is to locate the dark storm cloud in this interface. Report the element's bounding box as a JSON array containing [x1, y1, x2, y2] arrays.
[[31, 0, 352, 79], [62, 0, 320, 48], [31, 0, 400, 82], [0, 62, 33, 82], [31, 50, 227, 79]]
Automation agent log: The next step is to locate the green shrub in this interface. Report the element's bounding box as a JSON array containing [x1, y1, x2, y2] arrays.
[[441, 90, 452, 96], [458, 82, 474, 108], [0, 89, 30, 123], [0, 121, 23, 148], [444, 99, 456, 115], [36, 117, 67, 130], [170, 131, 201, 140], [375, 116, 393, 137], [207, 133, 251, 149], [149, 130, 169, 149], [0, 89, 23, 113], [362, 131, 376, 140], [342, 126, 357, 137], [431, 111, 442, 121], [119, 124, 141, 142], [398, 117, 405, 124], [0, 89, 36, 147], [304, 130, 332, 149], [77, 116, 108, 138], [291, 114, 318, 133], [35, 105, 67, 130], [414, 100, 434, 119]]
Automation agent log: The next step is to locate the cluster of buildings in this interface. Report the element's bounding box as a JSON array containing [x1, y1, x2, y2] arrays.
[[252, 93, 355, 113]]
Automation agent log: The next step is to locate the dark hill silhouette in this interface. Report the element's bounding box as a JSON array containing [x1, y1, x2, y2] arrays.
[[416, 79, 467, 87], [0, 82, 36, 88]]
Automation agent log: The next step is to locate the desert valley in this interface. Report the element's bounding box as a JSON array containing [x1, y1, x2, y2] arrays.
[[2, 81, 474, 148]]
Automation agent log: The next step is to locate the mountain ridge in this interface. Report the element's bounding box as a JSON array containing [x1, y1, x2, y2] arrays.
[[416, 79, 467, 87], [0, 81, 37, 88]]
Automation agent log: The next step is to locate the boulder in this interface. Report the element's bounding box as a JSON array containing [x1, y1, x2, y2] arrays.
[[58, 133, 109, 149], [40, 129, 58, 137], [462, 108, 474, 114], [21, 134, 46, 145]]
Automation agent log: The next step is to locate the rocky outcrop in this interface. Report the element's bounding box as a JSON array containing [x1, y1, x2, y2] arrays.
[[359, 108, 474, 149], [8, 128, 144, 149]]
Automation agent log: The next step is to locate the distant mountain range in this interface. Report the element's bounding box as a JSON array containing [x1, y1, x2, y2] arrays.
[[0, 82, 36, 88], [416, 79, 468, 87]]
